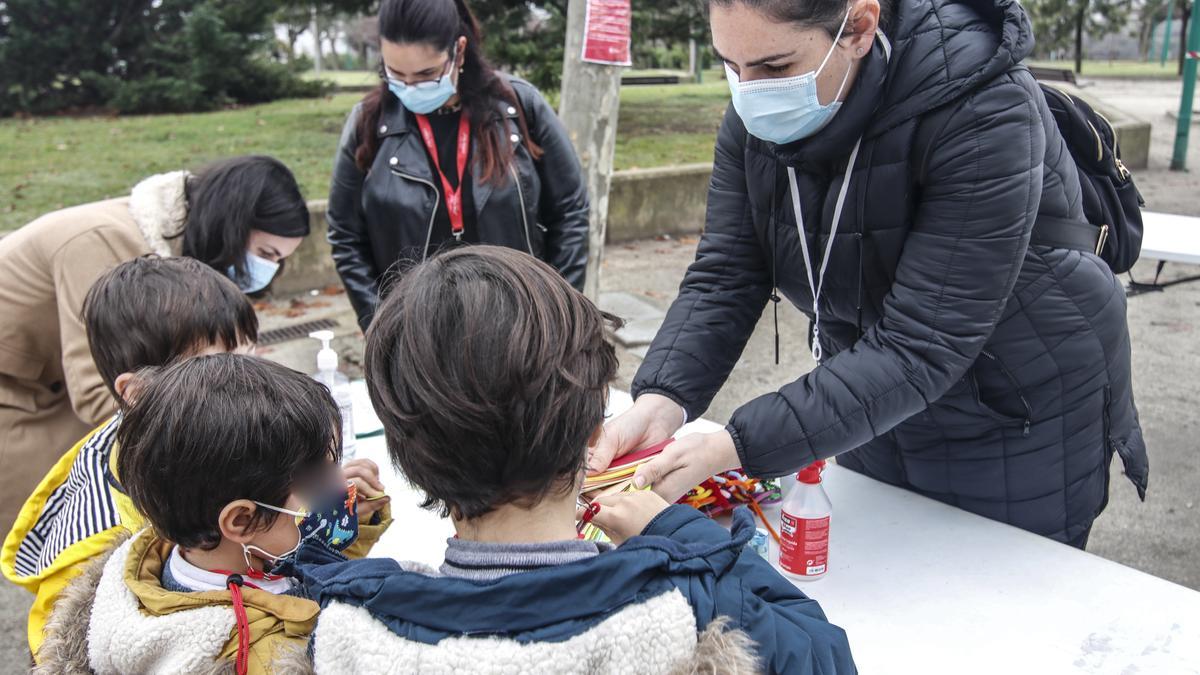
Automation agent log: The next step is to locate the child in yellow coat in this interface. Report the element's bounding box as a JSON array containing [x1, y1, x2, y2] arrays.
[[34, 354, 389, 674], [2, 256, 259, 658], [1, 256, 388, 664]]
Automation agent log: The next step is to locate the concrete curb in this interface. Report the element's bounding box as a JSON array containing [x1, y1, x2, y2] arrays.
[[272, 164, 713, 295]]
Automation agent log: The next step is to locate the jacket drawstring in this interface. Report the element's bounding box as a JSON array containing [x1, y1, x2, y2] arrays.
[[854, 140, 875, 341], [226, 574, 251, 675], [855, 232, 865, 340], [770, 164, 782, 365]]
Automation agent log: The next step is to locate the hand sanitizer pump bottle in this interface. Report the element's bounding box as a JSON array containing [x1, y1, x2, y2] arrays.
[[310, 330, 356, 460]]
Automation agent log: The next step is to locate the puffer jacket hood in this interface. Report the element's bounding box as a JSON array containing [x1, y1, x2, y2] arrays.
[[873, 0, 1034, 132]]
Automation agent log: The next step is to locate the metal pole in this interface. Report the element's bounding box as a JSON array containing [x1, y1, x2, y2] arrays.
[[1150, 20, 1158, 62], [1162, 9, 1174, 66], [311, 4, 322, 75], [1170, 0, 1200, 170]]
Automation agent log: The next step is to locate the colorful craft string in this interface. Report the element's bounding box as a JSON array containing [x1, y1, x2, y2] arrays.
[[681, 470, 782, 543], [577, 440, 784, 545]]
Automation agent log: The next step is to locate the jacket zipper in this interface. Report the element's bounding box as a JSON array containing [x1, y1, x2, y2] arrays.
[[391, 169, 440, 261], [980, 350, 1033, 436], [509, 164, 534, 255]]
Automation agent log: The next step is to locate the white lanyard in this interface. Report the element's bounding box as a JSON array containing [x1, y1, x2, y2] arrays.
[[785, 30, 889, 364], [786, 135, 863, 364]]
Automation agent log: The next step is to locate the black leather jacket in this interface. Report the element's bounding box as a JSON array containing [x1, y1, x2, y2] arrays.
[[328, 75, 589, 330]]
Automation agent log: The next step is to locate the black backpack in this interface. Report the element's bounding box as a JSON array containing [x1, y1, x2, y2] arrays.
[[1033, 84, 1145, 274]]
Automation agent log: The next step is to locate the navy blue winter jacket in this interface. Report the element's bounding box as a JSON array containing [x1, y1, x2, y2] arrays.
[[293, 506, 856, 674]]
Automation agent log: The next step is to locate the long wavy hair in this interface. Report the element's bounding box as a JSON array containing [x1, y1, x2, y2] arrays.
[[355, 0, 544, 183]]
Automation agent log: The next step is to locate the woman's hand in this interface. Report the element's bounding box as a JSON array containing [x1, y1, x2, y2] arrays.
[[588, 393, 685, 473], [342, 458, 390, 519], [632, 430, 741, 502], [590, 490, 672, 545]]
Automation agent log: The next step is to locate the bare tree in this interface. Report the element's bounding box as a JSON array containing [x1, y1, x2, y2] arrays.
[[344, 15, 379, 68], [276, 5, 312, 61]]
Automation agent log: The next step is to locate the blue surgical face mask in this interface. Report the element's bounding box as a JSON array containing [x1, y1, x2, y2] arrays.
[[726, 9, 853, 145], [226, 252, 280, 294], [386, 48, 459, 115]]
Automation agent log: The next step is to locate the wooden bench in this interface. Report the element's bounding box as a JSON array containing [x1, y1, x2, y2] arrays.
[[621, 75, 681, 86], [1028, 66, 1078, 85]]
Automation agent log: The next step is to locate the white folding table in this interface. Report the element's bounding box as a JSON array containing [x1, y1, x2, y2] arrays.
[[1130, 211, 1200, 292], [1141, 211, 1200, 266], [350, 384, 1200, 674]]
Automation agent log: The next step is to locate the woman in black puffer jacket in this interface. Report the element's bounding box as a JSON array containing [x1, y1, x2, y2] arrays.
[[592, 0, 1148, 547]]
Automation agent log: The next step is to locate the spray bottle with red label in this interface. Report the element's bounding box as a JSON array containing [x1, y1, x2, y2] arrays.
[[778, 460, 831, 581]]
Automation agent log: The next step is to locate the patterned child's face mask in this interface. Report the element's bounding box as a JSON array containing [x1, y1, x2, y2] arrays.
[[297, 481, 360, 551], [252, 481, 360, 571]]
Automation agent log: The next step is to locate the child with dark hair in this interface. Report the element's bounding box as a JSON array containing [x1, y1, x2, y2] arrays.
[[295, 246, 855, 674], [35, 354, 391, 674], [2, 256, 257, 660]]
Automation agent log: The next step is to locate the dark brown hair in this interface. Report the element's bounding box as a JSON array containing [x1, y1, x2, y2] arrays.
[[83, 256, 258, 402], [365, 246, 620, 520], [709, 0, 894, 37], [178, 155, 310, 280], [117, 354, 342, 550], [355, 0, 543, 182]]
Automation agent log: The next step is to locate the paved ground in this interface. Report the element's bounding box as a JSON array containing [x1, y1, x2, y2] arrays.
[[2, 77, 1198, 670]]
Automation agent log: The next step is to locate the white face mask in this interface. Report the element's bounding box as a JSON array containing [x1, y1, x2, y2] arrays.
[[726, 8, 854, 145], [241, 501, 306, 570]]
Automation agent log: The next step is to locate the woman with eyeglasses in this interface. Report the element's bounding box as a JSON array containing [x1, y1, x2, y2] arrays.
[[328, 0, 589, 331]]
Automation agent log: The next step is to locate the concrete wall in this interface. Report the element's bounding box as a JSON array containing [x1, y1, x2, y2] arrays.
[[274, 202, 338, 295], [1045, 82, 1151, 170], [607, 163, 711, 242], [274, 164, 713, 293]]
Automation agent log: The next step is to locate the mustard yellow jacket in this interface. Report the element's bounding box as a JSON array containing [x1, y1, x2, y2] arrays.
[[3, 416, 392, 665]]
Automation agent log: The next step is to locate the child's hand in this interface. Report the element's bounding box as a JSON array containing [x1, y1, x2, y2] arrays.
[[590, 490, 672, 545], [343, 459, 390, 519]]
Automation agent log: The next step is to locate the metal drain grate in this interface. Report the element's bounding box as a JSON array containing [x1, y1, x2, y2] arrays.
[[258, 318, 339, 347]]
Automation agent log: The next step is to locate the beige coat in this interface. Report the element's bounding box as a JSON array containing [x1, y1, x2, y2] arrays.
[[0, 172, 187, 530]]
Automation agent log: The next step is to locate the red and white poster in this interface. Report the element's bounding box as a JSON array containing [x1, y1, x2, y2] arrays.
[[581, 0, 632, 66]]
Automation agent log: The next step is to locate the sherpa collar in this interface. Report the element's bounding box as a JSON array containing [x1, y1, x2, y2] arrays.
[[127, 171, 189, 257]]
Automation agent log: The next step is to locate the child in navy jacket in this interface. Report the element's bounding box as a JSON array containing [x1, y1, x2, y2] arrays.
[[293, 245, 855, 674]]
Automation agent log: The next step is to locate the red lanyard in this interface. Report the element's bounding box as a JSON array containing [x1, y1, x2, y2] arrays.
[[415, 113, 471, 240]]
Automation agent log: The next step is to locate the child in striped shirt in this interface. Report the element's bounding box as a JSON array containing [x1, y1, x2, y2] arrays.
[[1, 256, 259, 662]]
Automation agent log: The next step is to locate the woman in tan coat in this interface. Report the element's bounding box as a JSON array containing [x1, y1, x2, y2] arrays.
[[0, 155, 311, 529]]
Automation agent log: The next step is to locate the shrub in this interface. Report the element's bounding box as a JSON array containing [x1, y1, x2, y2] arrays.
[[0, 0, 325, 117]]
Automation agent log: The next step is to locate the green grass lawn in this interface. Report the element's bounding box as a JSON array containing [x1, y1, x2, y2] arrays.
[[616, 80, 729, 169], [0, 81, 731, 231], [1026, 59, 1192, 79]]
